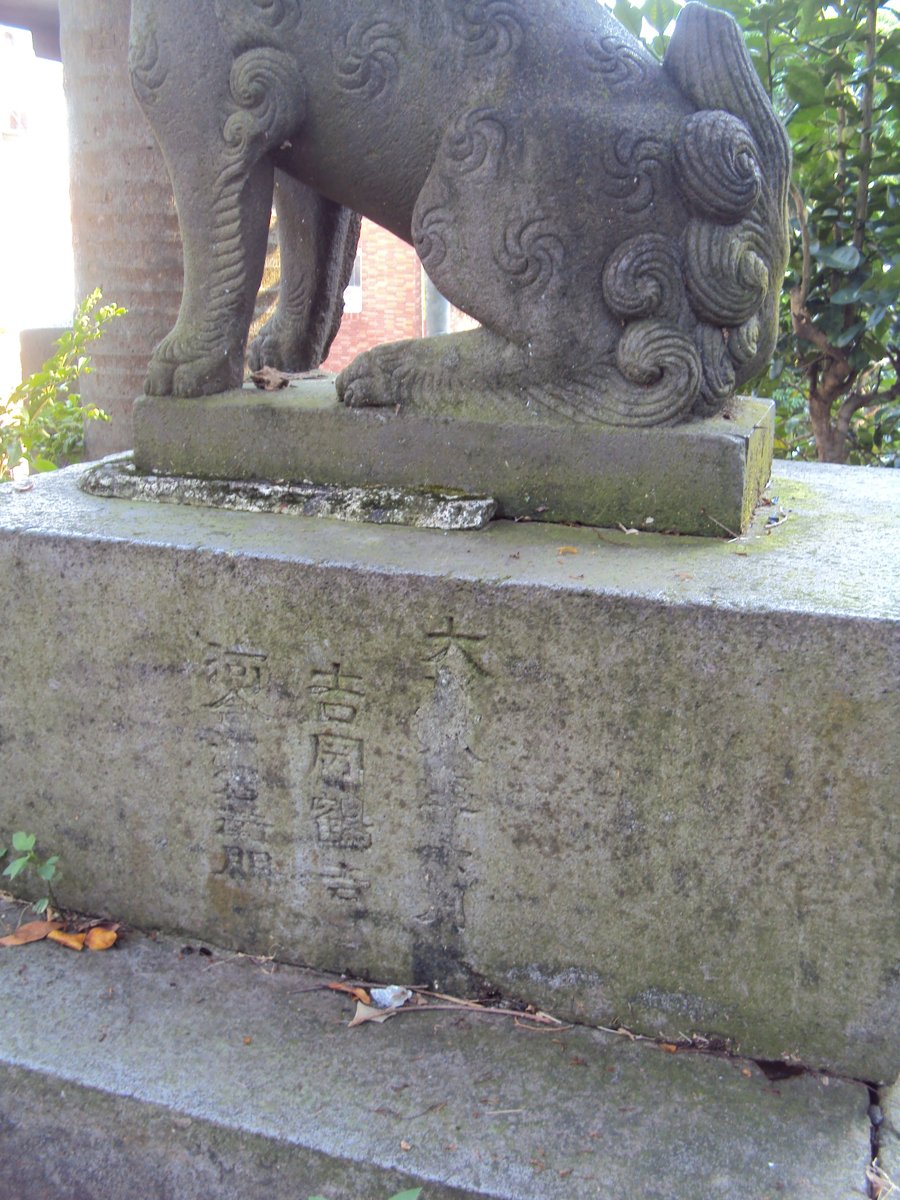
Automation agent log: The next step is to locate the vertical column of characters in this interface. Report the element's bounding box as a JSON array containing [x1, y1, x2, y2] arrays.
[[202, 642, 276, 883], [307, 662, 371, 902]]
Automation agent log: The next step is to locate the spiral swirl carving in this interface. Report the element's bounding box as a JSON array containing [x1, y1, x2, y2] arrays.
[[251, 0, 302, 25], [683, 218, 769, 327], [412, 205, 453, 272], [583, 34, 653, 89], [223, 49, 305, 157], [334, 19, 403, 100], [611, 320, 702, 424], [446, 108, 510, 177], [453, 1, 526, 60], [129, 19, 168, 106], [495, 217, 565, 291], [674, 111, 762, 224], [599, 133, 666, 215], [602, 235, 684, 322], [694, 324, 736, 417], [727, 316, 761, 366]]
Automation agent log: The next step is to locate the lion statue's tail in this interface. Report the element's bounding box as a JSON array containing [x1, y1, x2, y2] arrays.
[[664, 1, 792, 416]]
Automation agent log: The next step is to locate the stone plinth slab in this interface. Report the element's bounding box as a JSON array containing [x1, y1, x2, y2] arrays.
[[133, 380, 774, 537], [0, 900, 873, 1200], [0, 461, 897, 1081]]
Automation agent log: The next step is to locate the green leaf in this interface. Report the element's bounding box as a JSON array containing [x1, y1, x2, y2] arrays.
[[833, 321, 865, 347], [613, 0, 643, 37], [36, 857, 59, 881], [814, 244, 862, 271], [644, 0, 678, 33], [32, 897, 49, 915], [784, 63, 827, 107], [3, 856, 30, 880], [12, 832, 36, 852], [388, 1192, 423, 1200]]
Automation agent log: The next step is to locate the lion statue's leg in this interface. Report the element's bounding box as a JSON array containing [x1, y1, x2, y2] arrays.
[[130, 5, 306, 396], [248, 174, 361, 374], [143, 154, 276, 398]]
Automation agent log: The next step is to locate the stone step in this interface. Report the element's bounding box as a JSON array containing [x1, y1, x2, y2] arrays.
[[0, 900, 873, 1200], [0, 460, 897, 1081]]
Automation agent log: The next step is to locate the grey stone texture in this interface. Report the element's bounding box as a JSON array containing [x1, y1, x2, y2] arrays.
[[130, 0, 789, 427], [0, 460, 897, 1082], [0, 899, 873, 1200], [80, 454, 498, 532], [132, 381, 774, 537], [881, 1078, 900, 1183]]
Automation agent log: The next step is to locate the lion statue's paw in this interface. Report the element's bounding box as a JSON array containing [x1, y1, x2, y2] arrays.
[[336, 343, 417, 408]]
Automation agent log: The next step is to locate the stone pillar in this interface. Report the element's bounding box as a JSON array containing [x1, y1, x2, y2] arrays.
[[59, 0, 182, 457]]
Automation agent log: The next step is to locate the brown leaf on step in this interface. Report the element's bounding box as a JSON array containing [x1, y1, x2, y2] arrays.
[[348, 1000, 398, 1028], [327, 981, 372, 1004], [659, 1042, 679, 1053], [557, 546, 578, 555], [84, 927, 118, 951], [0, 919, 61, 947], [47, 930, 86, 951], [674, 572, 694, 581], [250, 366, 291, 391]]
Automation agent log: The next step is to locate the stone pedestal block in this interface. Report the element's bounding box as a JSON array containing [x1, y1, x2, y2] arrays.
[[0, 460, 896, 1080], [134, 380, 774, 537]]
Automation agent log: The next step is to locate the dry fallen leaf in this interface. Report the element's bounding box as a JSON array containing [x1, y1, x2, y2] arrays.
[[47, 930, 86, 951], [0, 919, 61, 947], [348, 1001, 398, 1028], [84, 927, 118, 952], [400, 1140, 412, 1151], [741, 1067, 753, 1078], [659, 1042, 679, 1054], [557, 546, 578, 555], [250, 365, 291, 391], [327, 981, 372, 1005]]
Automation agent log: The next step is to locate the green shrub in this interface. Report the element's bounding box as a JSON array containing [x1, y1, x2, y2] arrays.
[[0, 290, 125, 481]]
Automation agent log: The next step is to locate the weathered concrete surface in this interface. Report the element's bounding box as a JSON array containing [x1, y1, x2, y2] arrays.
[[0, 900, 872, 1200], [0, 461, 897, 1080], [80, 453, 498, 531], [134, 382, 774, 537]]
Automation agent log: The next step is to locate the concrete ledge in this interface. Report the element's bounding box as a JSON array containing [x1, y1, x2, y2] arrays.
[[133, 380, 774, 537], [0, 901, 872, 1200], [0, 461, 897, 1080]]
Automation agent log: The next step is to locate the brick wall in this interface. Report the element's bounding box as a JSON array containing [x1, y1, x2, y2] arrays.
[[322, 219, 423, 373]]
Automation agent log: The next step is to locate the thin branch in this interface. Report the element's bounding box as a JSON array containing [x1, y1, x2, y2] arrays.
[[852, 1, 877, 253], [790, 184, 812, 307], [836, 376, 900, 434]]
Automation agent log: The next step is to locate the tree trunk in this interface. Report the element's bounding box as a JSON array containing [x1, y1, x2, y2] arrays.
[[59, 0, 182, 457]]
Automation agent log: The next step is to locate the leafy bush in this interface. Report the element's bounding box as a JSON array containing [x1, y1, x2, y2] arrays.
[[0, 290, 125, 481]]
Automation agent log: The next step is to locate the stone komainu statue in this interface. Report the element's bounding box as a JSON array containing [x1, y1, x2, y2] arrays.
[[129, 0, 790, 427]]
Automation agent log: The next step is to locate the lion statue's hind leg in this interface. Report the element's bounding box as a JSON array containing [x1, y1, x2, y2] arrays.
[[248, 174, 361, 374]]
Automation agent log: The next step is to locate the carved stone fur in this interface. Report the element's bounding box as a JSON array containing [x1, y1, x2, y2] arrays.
[[130, 0, 790, 427]]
